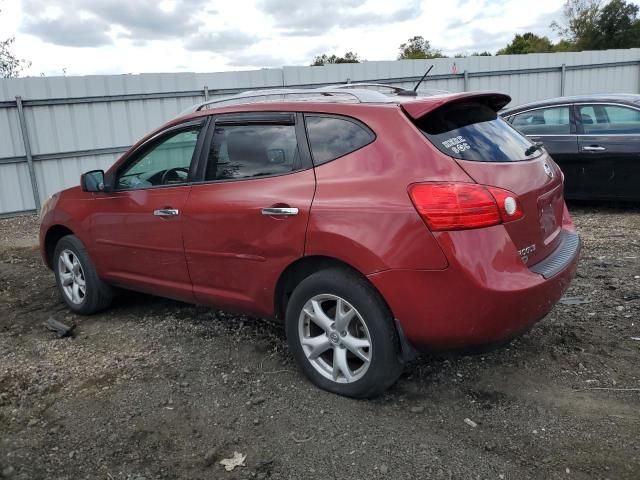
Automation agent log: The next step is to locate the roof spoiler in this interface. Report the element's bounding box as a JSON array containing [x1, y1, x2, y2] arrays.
[[401, 92, 511, 120]]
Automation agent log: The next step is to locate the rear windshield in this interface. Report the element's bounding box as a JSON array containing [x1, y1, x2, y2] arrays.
[[415, 101, 540, 162]]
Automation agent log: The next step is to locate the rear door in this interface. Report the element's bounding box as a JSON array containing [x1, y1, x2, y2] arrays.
[[576, 103, 640, 200], [408, 97, 565, 266], [182, 112, 315, 317], [507, 105, 582, 198]]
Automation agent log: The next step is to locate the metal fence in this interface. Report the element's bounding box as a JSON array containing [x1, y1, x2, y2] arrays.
[[1, 48, 639, 217]]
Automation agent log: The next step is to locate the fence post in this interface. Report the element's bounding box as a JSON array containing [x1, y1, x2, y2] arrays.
[[560, 64, 566, 96], [15, 96, 41, 211], [463, 70, 469, 92], [203, 86, 209, 101]]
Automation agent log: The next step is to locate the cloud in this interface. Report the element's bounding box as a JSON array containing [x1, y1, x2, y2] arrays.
[[225, 52, 289, 68], [526, 6, 564, 37], [21, 15, 112, 47], [185, 31, 260, 53], [88, 0, 206, 40], [258, 0, 422, 36], [458, 28, 513, 52], [20, 0, 208, 45]]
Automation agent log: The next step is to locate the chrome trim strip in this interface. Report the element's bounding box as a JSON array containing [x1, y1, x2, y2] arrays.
[[524, 133, 640, 138], [503, 103, 575, 119]]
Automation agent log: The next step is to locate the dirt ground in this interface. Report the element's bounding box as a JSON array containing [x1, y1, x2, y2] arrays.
[[0, 205, 638, 480]]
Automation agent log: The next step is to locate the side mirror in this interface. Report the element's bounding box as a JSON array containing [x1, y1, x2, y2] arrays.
[[81, 170, 106, 192]]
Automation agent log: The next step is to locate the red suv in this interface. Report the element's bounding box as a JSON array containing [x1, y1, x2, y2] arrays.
[[39, 88, 580, 398]]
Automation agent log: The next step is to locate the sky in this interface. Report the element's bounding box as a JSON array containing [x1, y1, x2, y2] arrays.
[[0, 0, 628, 76]]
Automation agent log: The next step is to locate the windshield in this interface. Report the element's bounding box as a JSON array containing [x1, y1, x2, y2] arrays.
[[415, 101, 541, 162]]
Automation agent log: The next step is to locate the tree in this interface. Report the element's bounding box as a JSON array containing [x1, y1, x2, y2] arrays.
[[1, 7, 29, 78], [454, 51, 493, 57], [311, 51, 361, 66], [595, 0, 640, 48], [553, 39, 578, 52], [496, 32, 555, 55], [551, 0, 602, 50], [398, 36, 445, 60], [551, 0, 640, 50]]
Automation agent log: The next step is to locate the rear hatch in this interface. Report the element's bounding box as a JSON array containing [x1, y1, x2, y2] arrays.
[[404, 94, 565, 266]]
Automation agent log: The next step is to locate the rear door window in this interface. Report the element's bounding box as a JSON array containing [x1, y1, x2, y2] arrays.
[[304, 115, 375, 165], [510, 107, 571, 135], [205, 123, 300, 181], [415, 101, 539, 162], [578, 104, 640, 134]]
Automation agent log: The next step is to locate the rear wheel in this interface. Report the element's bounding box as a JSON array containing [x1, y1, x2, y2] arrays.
[[285, 268, 403, 398], [53, 235, 112, 314]]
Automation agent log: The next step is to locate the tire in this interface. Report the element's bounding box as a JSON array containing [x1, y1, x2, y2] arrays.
[[53, 235, 113, 315], [285, 268, 403, 398]]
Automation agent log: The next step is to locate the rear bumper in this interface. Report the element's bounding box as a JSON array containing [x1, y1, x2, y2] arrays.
[[368, 226, 580, 350]]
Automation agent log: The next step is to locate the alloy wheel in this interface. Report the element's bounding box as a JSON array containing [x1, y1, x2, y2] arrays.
[[58, 249, 86, 305], [298, 294, 372, 383]]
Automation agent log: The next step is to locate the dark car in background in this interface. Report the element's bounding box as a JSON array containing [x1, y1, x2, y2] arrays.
[[501, 94, 640, 201]]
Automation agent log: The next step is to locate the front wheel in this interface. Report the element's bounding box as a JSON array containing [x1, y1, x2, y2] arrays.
[[285, 268, 403, 398], [53, 235, 112, 315]]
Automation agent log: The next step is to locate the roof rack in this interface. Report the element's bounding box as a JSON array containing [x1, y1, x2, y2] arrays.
[[319, 83, 451, 97], [182, 87, 396, 115], [318, 83, 415, 95]]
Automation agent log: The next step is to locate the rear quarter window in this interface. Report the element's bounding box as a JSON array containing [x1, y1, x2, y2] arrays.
[[415, 102, 540, 162], [304, 114, 375, 165]]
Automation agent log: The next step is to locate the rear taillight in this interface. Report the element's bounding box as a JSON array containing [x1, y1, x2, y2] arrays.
[[408, 183, 523, 231]]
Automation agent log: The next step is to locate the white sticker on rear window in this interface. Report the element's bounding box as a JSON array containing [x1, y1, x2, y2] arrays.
[[442, 136, 470, 154]]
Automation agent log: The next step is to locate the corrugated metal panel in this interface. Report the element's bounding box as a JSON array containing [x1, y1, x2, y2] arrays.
[[566, 65, 639, 95], [21, 95, 204, 156], [0, 162, 36, 213], [33, 153, 122, 200], [1, 48, 640, 215], [0, 107, 24, 158]]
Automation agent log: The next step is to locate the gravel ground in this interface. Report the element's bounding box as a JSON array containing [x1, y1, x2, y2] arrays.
[[0, 205, 639, 480]]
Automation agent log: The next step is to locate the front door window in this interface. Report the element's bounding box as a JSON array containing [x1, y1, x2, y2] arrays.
[[116, 127, 200, 190], [578, 104, 640, 134]]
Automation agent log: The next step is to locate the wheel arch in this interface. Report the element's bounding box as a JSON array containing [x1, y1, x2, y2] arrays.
[[274, 256, 372, 321], [43, 224, 75, 269], [275, 254, 399, 319]]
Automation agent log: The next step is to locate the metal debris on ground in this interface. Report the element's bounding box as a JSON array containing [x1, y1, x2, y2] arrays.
[[464, 418, 478, 428], [559, 296, 592, 305], [45, 317, 76, 338]]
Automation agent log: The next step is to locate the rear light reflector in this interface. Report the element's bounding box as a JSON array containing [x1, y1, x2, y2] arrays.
[[408, 183, 523, 231], [486, 186, 524, 223]]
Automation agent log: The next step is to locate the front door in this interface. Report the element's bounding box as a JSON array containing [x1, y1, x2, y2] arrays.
[[182, 112, 316, 317], [576, 103, 640, 200], [90, 121, 205, 301]]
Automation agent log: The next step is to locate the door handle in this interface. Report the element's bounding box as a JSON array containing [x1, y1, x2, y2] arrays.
[[582, 145, 606, 152], [261, 207, 299, 216], [153, 208, 180, 217]]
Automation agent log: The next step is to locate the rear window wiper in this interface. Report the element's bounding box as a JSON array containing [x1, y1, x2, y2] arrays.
[[525, 143, 543, 156]]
